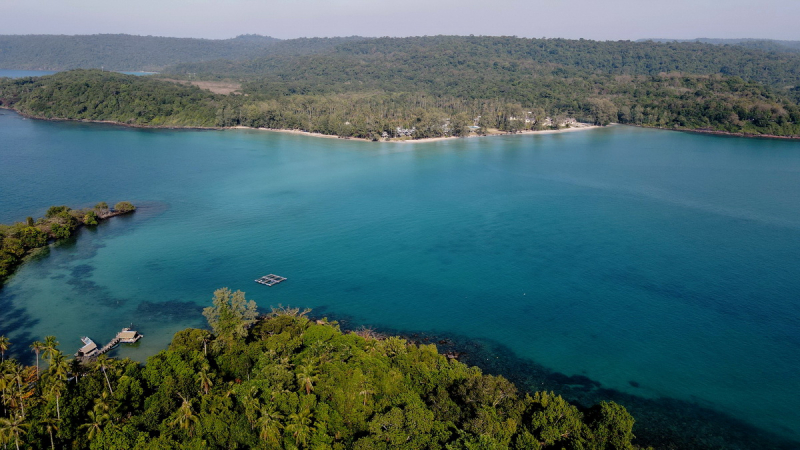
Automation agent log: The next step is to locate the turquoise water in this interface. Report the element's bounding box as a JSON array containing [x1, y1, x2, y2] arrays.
[[1, 112, 800, 445], [0, 69, 58, 78], [0, 70, 154, 78]]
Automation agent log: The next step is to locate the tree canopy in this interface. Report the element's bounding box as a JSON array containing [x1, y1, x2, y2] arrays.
[[0, 291, 646, 449]]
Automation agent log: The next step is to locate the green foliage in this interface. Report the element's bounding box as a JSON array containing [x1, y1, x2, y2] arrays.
[[83, 211, 99, 226], [17, 227, 47, 248], [0, 70, 220, 127], [0, 303, 651, 449], [113, 201, 136, 213], [45, 206, 70, 219], [585, 401, 636, 450], [202, 288, 258, 351], [0, 202, 134, 286], [3, 36, 800, 138]]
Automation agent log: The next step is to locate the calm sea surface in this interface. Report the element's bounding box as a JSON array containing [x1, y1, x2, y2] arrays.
[[0, 69, 153, 78], [1, 108, 799, 445]]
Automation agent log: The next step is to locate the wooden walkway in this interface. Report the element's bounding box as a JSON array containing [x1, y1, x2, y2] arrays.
[[255, 274, 287, 286], [75, 328, 143, 363]]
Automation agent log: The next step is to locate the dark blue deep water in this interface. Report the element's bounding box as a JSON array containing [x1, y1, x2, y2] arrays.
[[1, 111, 799, 446]]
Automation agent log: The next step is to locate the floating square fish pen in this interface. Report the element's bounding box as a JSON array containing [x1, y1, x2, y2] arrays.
[[255, 274, 287, 286]]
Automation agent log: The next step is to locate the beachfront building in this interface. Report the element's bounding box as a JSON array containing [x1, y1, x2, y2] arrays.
[[395, 127, 416, 137]]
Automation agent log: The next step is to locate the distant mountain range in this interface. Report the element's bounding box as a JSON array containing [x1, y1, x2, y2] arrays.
[[0, 34, 364, 71], [4, 34, 800, 72], [639, 38, 800, 53]]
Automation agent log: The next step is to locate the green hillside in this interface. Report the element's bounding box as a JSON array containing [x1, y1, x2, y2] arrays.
[[2, 36, 800, 138]]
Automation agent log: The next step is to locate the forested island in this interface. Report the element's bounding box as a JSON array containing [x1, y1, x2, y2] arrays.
[[0, 288, 644, 449], [0, 202, 135, 287], [2, 35, 800, 139]]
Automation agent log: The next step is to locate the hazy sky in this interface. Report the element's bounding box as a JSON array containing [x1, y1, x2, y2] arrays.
[[5, 0, 800, 41]]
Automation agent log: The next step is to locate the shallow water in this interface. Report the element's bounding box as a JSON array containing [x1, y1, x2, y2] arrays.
[[1, 112, 799, 445]]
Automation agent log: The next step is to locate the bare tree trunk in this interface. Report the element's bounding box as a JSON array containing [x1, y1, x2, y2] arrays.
[[102, 365, 114, 394]]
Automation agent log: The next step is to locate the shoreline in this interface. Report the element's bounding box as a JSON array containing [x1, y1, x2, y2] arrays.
[[4, 109, 604, 141], [0, 204, 135, 288], [5, 107, 799, 141], [231, 122, 603, 142]]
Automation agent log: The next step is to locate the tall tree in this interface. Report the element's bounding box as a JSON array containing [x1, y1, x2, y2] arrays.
[[202, 287, 258, 351], [29, 341, 44, 378], [42, 336, 59, 366], [48, 350, 69, 419], [79, 410, 109, 442], [0, 414, 28, 450], [257, 405, 284, 447], [286, 407, 315, 448], [171, 395, 200, 437], [41, 416, 58, 450], [0, 336, 10, 362], [197, 364, 214, 396], [94, 355, 115, 395]]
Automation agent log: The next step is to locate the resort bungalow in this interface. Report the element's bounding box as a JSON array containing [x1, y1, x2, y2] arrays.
[[117, 328, 143, 343], [76, 337, 99, 358], [395, 127, 416, 137]]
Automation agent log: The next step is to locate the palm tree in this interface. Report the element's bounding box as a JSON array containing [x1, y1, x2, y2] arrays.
[[42, 336, 59, 366], [41, 416, 58, 450], [79, 410, 109, 441], [29, 341, 44, 378], [359, 381, 375, 406], [295, 363, 318, 395], [196, 365, 214, 395], [0, 414, 28, 450], [0, 336, 10, 362], [68, 358, 84, 384], [94, 391, 114, 418], [197, 331, 212, 357], [240, 386, 262, 429], [48, 351, 68, 380], [0, 373, 10, 416], [48, 351, 69, 420], [48, 379, 66, 421], [257, 404, 284, 447], [94, 355, 114, 394], [285, 407, 314, 448], [8, 364, 27, 417], [171, 395, 200, 437]]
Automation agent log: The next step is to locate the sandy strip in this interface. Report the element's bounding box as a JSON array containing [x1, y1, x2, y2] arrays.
[[230, 124, 603, 143]]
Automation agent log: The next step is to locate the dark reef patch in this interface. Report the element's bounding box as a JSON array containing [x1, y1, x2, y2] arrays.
[[0, 292, 39, 365], [136, 299, 204, 322], [70, 263, 94, 279]]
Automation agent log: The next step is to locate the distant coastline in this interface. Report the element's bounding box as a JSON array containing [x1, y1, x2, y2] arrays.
[[231, 122, 602, 143], [6, 107, 799, 141], [3, 107, 602, 141]]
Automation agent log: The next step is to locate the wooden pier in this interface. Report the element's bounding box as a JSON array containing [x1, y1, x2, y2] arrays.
[[255, 274, 287, 286], [75, 328, 143, 362]]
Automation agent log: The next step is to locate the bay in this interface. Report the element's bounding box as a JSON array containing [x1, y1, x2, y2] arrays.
[[0, 69, 155, 78], [0, 69, 57, 78], [1, 110, 799, 446]]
